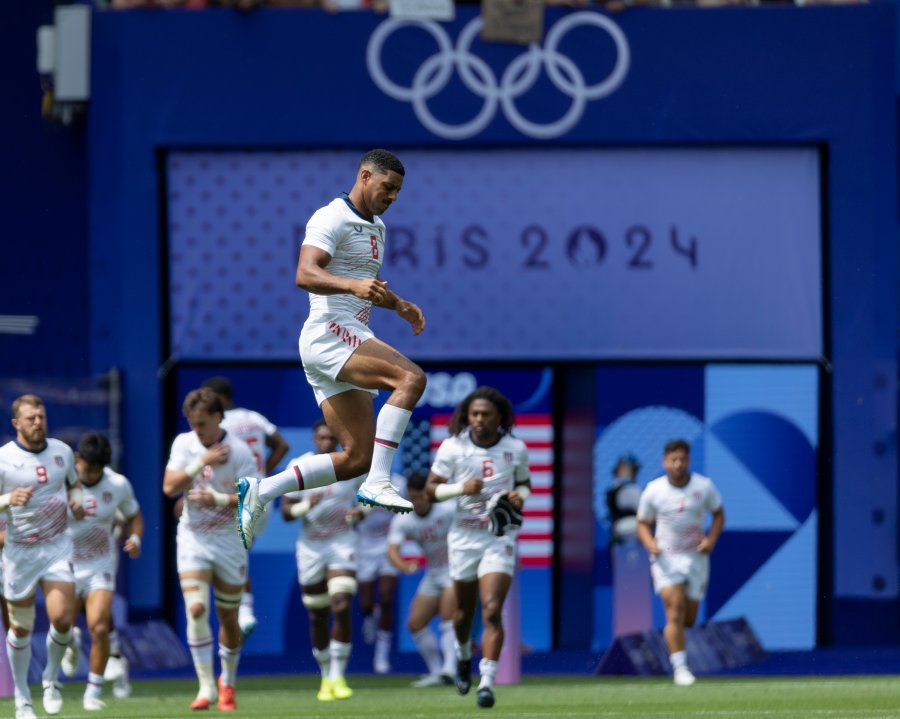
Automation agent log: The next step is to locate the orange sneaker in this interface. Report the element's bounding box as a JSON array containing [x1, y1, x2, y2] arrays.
[[217, 678, 237, 712], [189, 696, 211, 711]]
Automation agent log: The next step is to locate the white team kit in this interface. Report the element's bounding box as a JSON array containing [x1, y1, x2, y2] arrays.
[[355, 474, 406, 582], [167, 431, 256, 585], [68, 467, 140, 597], [637, 473, 723, 600], [285, 466, 358, 586], [388, 502, 454, 596], [431, 431, 530, 581], [298, 194, 386, 406], [0, 439, 77, 601], [221, 408, 277, 475]]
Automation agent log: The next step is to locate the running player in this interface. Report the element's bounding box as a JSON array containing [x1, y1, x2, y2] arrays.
[[387, 472, 458, 687], [636, 439, 725, 686], [281, 421, 357, 702], [61, 432, 142, 710], [0, 395, 85, 719], [163, 388, 257, 712], [426, 387, 531, 709]]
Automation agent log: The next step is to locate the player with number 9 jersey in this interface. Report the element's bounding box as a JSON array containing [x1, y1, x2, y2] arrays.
[[0, 436, 77, 596]]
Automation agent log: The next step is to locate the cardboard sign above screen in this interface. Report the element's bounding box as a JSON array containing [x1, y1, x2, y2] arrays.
[[166, 146, 822, 361]]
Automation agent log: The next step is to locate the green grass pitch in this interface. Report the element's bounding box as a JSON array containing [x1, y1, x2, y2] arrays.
[[6, 674, 900, 718]]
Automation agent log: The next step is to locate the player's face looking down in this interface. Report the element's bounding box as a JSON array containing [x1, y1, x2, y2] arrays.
[[187, 408, 225, 447], [467, 398, 502, 446], [663, 448, 690, 486], [361, 168, 403, 217], [13, 403, 47, 448], [75, 456, 104, 486]]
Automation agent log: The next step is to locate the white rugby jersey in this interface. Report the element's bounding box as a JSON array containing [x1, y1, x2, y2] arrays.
[[166, 431, 257, 533], [388, 502, 454, 570], [68, 467, 140, 562], [302, 194, 386, 326], [221, 407, 277, 474], [286, 453, 357, 541], [430, 431, 530, 533], [0, 439, 76, 547], [637, 473, 723, 555]]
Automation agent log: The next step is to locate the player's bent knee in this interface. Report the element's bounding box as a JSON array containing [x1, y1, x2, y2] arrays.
[[8, 604, 35, 632], [302, 592, 331, 610], [327, 576, 358, 598], [181, 579, 211, 637]]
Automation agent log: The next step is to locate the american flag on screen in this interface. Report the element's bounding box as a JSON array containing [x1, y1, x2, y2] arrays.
[[399, 414, 554, 568]]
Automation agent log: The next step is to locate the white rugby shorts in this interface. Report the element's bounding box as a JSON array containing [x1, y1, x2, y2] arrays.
[[176, 523, 248, 586], [448, 528, 517, 582], [299, 317, 378, 406], [416, 567, 452, 597], [356, 537, 399, 583], [74, 554, 119, 598], [296, 531, 357, 587], [650, 552, 710, 601], [3, 535, 75, 601]]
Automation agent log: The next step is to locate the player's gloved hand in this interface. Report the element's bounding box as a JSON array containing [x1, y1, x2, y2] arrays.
[[487, 493, 523, 537]]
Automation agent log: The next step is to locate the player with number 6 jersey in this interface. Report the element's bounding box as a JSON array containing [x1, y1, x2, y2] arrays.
[[427, 387, 532, 710]]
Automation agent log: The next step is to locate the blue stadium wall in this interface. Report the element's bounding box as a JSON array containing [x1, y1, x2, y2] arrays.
[[2, 3, 895, 651]]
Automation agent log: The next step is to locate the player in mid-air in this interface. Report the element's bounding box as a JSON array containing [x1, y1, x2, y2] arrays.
[[237, 149, 426, 549], [60, 432, 143, 710], [0, 395, 85, 719], [200, 376, 290, 638], [281, 420, 358, 702], [163, 388, 257, 712], [427, 387, 531, 709], [636, 439, 725, 686], [387, 472, 458, 687]]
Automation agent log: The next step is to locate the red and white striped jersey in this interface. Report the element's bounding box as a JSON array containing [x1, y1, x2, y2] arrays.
[[68, 467, 140, 562], [166, 431, 257, 534], [388, 502, 454, 570], [0, 439, 76, 547], [303, 195, 386, 326], [431, 414, 554, 567]]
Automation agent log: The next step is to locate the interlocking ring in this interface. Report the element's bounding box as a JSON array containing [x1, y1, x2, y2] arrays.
[[366, 13, 630, 140]]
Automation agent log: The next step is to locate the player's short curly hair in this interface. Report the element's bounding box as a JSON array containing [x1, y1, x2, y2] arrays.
[[447, 386, 515, 437], [360, 149, 405, 176], [664, 438, 691, 455]]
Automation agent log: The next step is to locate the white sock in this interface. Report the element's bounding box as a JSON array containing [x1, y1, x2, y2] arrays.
[[478, 658, 498, 690], [6, 630, 31, 703], [219, 644, 241, 687], [43, 625, 72, 683], [455, 637, 472, 661], [412, 627, 442, 676], [329, 640, 351, 682], [240, 592, 254, 611], [312, 646, 330, 678], [188, 638, 215, 695], [670, 650, 687, 671], [367, 405, 411, 483], [259, 453, 336, 504], [439, 620, 456, 676], [86, 672, 104, 699], [375, 629, 392, 666]]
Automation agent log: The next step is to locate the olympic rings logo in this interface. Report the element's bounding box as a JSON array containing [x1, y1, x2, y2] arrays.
[[366, 13, 630, 140]]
